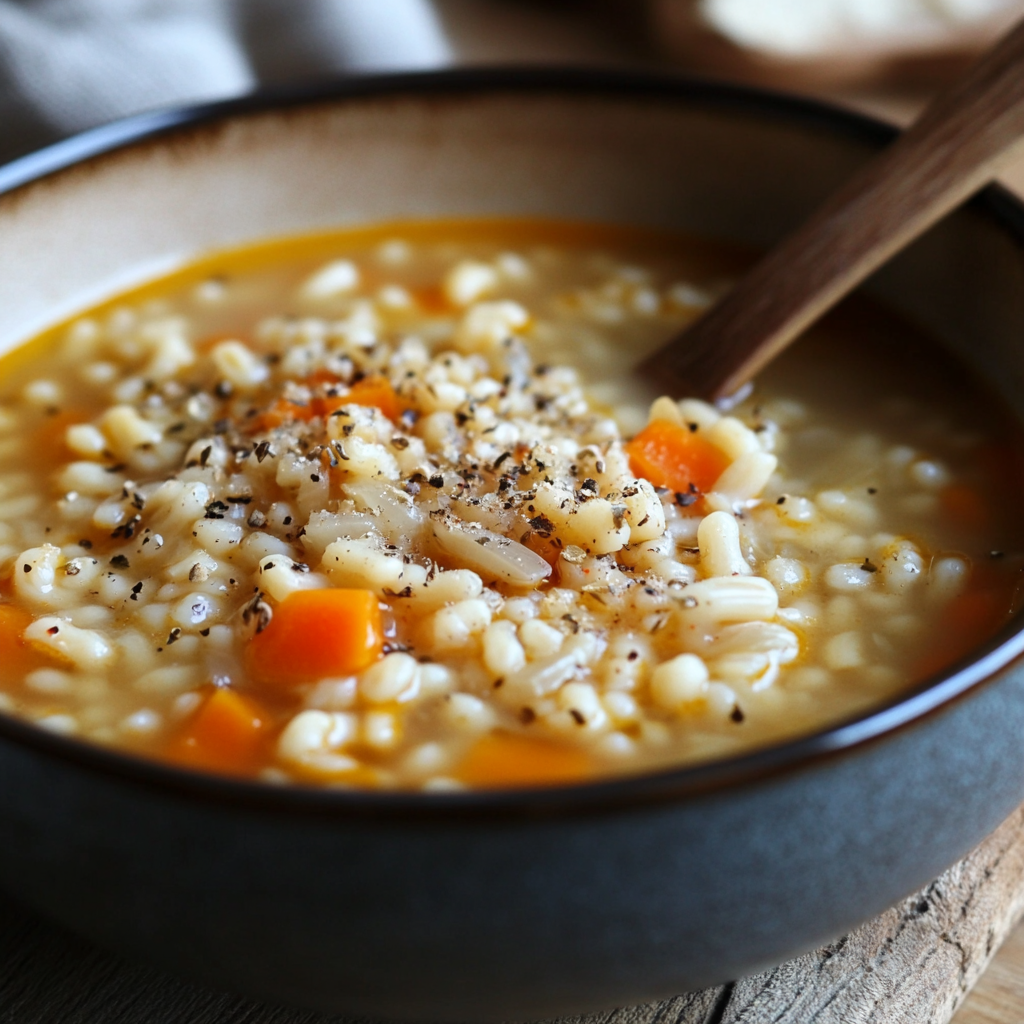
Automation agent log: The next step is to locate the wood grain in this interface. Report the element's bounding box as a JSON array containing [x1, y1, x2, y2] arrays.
[[3, 803, 1024, 1023], [718, 804, 1024, 1024], [953, 920, 1024, 1023], [643, 15, 1024, 400]]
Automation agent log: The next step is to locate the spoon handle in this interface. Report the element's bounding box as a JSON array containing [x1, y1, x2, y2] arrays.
[[649, 16, 1024, 401]]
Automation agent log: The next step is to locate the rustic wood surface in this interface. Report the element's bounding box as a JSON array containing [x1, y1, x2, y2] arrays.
[[1, 801, 1024, 1024], [955, 920, 1024, 1023]]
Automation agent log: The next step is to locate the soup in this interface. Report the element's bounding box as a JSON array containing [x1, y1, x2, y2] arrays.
[[0, 220, 1020, 789]]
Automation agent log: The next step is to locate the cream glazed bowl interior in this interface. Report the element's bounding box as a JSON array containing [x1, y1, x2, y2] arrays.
[[1, 70, 1024, 1021]]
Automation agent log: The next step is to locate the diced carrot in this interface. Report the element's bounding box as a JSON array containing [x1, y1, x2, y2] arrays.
[[165, 686, 266, 774], [314, 396, 350, 419], [625, 419, 731, 496], [30, 410, 89, 469], [0, 603, 61, 684], [245, 588, 384, 688], [455, 733, 593, 788], [252, 376, 405, 432], [305, 369, 342, 387], [249, 397, 315, 433], [940, 484, 989, 532], [411, 284, 452, 315], [287, 760, 383, 788], [912, 587, 1008, 681], [317, 376, 405, 422], [347, 376, 405, 422]]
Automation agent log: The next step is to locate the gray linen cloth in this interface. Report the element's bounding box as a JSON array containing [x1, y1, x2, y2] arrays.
[[0, 0, 452, 164]]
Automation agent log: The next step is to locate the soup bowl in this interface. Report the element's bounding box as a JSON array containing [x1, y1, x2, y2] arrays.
[[1, 69, 1024, 1022]]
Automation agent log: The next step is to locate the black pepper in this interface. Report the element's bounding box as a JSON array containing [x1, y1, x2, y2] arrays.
[[529, 514, 555, 537]]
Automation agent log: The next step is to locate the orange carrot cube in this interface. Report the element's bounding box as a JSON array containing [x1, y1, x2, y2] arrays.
[[245, 588, 384, 688], [625, 419, 730, 495], [0, 603, 60, 684], [456, 733, 593, 788], [167, 686, 266, 774], [317, 376, 405, 423]]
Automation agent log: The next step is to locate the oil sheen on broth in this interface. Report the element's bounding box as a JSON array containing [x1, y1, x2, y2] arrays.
[[0, 220, 1019, 790]]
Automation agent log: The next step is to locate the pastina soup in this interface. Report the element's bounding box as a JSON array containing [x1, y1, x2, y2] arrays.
[[0, 219, 1020, 789]]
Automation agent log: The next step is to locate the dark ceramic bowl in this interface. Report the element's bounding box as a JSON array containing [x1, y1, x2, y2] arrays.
[[1, 70, 1024, 1023]]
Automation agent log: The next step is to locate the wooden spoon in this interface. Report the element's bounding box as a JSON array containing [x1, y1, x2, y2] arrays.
[[641, 15, 1024, 402]]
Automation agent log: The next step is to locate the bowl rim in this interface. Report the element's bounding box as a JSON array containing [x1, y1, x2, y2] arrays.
[[2, 65, 1024, 820]]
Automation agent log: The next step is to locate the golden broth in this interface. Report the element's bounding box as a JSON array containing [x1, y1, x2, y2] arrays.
[[0, 219, 1019, 788]]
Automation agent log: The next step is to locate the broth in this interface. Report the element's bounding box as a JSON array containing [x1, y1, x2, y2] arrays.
[[0, 219, 1020, 788]]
